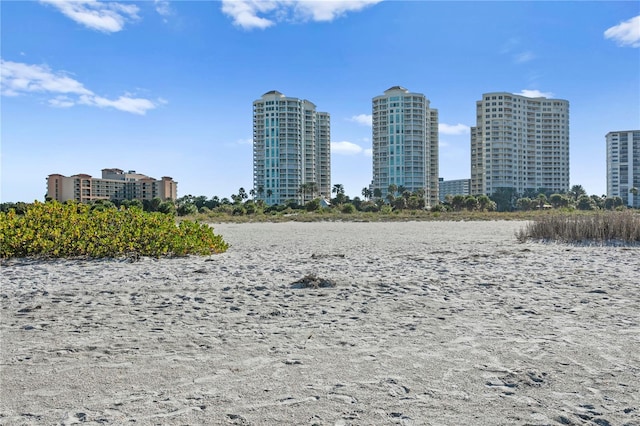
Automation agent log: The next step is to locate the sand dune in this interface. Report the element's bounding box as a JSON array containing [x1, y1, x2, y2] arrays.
[[1, 221, 639, 425]]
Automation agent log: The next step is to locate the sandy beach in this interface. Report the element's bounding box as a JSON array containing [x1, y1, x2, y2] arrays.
[[1, 221, 639, 425]]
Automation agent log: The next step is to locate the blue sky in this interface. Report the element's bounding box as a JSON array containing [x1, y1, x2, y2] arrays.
[[2, 0, 639, 202]]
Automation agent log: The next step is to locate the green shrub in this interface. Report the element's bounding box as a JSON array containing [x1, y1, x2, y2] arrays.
[[359, 201, 379, 212], [244, 202, 259, 215], [305, 198, 321, 212], [341, 203, 356, 214], [177, 203, 197, 216], [214, 204, 234, 215], [0, 201, 228, 258], [430, 203, 446, 213], [576, 195, 596, 211], [380, 205, 393, 214], [159, 201, 177, 215]]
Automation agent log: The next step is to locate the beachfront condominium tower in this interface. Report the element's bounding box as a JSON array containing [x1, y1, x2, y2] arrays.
[[371, 86, 439, 207], [253, 91, 330, 206], [606, 130, 640, 208], [470, 92, 570, 196]]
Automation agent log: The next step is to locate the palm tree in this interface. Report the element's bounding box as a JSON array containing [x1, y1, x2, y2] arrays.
[[388, 184, 398, 198], [361, 187, 372, 200], [630, 187, 638, 207], [386, 193, 395, 204], [393, 197, 407, 210], [569, 185, 586, 201], [477, 194, 493, 211], [308, 182, 318, 199], [332, 184, 345, 205], [298, 183, 307, 202], [451, 195, 465, 211], [298, 182, 318, 204], [537, 193, 547, 209], [464, 195, 479, 211], [207, 196, 221, 209], [238, 187, 248, 201], [194, 195, 207, 209], [249, 188, 256, 199], [266, 189, 273, 199], [373, 188, 382, 199]]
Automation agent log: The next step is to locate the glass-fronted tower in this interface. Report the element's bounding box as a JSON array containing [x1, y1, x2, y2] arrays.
[[371, 86, 439, 207], [253, 90, 330, 206], [607, 130, 640, 208]]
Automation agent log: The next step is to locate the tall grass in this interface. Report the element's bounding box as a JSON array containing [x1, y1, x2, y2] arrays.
[[516, 211, 640, 244]]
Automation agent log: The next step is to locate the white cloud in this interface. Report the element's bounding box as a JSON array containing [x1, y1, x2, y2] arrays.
[[236, 138, 253, 145], [514, 51, 535, 63], [49, 96, 75, 108], [1, 59, 162, 115], [363, 148, 372, 157], [293, 0, 382, 22], [332, 141, 366, 155], [349, 113, 372, 126], [499, 38, 536, 64], [154, 0, 172, 18], [221, 0, 277, 29], [517, 89, 554, 98], [221, 0, 382, 30], [439, 123, 470, 135], [79, 94, 159, 115], [1, 60, 92, 96], [40, 0, 139, 33], [604, 15, 640, 47]]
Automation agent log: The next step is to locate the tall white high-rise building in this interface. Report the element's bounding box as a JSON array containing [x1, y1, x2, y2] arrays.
[[470, 92, 570, 196], [606, 130, 640, 208], [253, 91, 330, 206], [371, 86, 439, 206]]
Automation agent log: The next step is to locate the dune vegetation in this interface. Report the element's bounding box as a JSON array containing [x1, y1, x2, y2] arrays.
[[0, 201, 228, 259], [516, 211, 640, 244]]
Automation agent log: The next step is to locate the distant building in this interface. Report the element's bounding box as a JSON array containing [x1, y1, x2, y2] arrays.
[[439, 178, 470, 202], [46, 168, 177, 203], [253, 90, 330, 206], [470, 92, 570, 196], [370, 86, 439, 207], [606, 130, 640, 208]]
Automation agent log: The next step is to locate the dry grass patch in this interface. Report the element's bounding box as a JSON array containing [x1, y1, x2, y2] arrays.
[[516, 211, 640, 245]]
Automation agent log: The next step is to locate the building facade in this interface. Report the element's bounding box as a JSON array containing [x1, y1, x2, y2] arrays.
[[606, 130, 640, 208], [46, 168, 177, 203], [470, 92, 570, 196], [438, 178, 471, 202], [371, 86, 439, 207], [253, 90, 330, 205]]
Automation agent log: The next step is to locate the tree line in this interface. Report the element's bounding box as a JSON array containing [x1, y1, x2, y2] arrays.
[[1, 184, 636, 217]]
